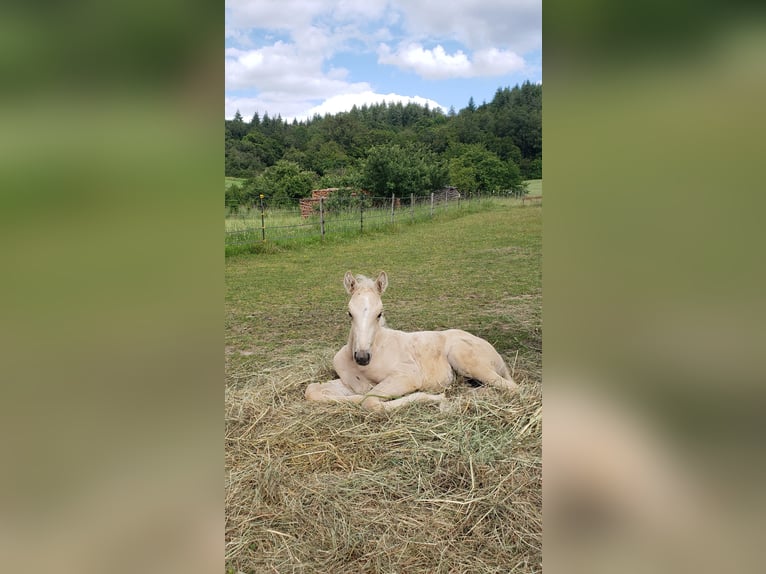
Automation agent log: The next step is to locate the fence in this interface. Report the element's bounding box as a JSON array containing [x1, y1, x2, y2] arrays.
[[522, 195, 543, 205], [225, 190, 531, 248]]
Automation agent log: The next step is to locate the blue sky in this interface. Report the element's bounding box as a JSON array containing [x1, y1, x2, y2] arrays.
[[225, 0, 541, 122]]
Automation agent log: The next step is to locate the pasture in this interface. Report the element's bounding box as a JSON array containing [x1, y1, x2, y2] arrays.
[[225, 194, 529, 252], [225, 203, 542, 572], [524, 178, 542, 196], [226, 176, 247, 190]]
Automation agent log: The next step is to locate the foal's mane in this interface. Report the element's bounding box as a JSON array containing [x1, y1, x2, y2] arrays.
[[352, 275, 377, 291]]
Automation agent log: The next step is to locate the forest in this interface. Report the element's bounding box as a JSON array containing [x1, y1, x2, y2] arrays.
[[225, 81, 541, 207]]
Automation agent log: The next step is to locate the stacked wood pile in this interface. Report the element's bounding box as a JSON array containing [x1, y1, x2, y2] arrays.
[[433, 186, 461, 203], [299, 188, 338, 218]]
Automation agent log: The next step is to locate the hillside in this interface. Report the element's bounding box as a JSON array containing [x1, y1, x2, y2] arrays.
[[225, 82, 541, 207]]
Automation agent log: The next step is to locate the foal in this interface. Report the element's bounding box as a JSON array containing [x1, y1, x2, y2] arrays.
[[305, 271, 518, 412]]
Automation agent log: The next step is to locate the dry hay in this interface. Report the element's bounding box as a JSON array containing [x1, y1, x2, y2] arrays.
[[225, 356, 541, 573]]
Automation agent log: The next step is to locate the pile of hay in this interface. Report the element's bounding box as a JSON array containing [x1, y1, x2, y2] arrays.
[[226, 358, 541, 573]]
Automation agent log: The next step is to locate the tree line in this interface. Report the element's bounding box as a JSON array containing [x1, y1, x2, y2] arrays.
[[225, 81, 541, 207]]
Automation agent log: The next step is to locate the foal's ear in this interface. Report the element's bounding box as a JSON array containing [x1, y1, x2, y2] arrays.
[[343, 271, 357, 294], [375, 271, 388, 294]]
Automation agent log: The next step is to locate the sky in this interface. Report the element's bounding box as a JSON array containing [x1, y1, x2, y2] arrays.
[[225, 0, 541, 122]]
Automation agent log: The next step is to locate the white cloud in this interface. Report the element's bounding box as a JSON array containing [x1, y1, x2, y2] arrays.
[[225, 0, 541, 50], [226, 0, 390, 36], [378, 44, 470, 79], [330, 0, 390, 23], [302, 91, 445, 120], [225, 41, 370, 99], [377, 43, 525, 79], [226, 91, 445, 123], [225, 0, 541, 53], [391, 0, 541, 53], [224, 0, 541, 119], [473, 48, 527, 75], [225, 0, 325, 32]]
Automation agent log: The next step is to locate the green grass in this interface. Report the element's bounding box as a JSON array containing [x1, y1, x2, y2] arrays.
[[225, 176, 246, 190], [225, 201, 541, 573], [225, 181, 542, 247], [225, 202, 540, 369], [524, 179, 542, 196], [225, 194, 536, 253]]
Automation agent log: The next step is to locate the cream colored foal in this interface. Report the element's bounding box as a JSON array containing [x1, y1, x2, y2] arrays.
[[305, 271, 518, 412]]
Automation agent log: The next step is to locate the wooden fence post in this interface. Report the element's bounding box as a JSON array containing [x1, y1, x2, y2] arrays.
[[259, 194, 265, 241], [430, 193, 434, 217], [319, 197, 325, 239], [360, 197, 364, 233], [391, 193, 395, 224], [410, 193, 414, 222]]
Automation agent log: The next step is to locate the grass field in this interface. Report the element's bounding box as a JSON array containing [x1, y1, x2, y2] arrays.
[[225, 203, 542, 572], [524, 179, 542, 196], [226, 176, 247, 190], [225, 197, 514, 254], [225, 185, 539, 253]]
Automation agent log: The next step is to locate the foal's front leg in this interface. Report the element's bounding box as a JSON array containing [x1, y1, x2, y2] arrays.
[[305, 379, 365, 404], [360, 376, 446, 412], [333, 347, 374, 395]]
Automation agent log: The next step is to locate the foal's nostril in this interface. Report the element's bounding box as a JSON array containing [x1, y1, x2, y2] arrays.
[[354, 351, 370, 365]]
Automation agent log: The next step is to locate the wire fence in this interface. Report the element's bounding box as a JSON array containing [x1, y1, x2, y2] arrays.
[[225, 191, 537, 248]]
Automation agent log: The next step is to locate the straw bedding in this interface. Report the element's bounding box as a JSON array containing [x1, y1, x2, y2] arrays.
[[226, 357, 541, 573]]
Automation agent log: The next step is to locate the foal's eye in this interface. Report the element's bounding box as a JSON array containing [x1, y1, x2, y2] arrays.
[[348, 311, 352, 318], [377, 312, 383, 319]]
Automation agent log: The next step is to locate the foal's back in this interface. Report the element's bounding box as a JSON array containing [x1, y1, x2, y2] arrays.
[[441, 328, 515, 389], [390, 327, 514, 391]]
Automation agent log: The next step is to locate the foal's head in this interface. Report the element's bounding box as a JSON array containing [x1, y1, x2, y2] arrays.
[[344, 271, 388, 366]]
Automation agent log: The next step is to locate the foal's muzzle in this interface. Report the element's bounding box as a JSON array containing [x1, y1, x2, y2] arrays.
[[354, 351, 371, 366]]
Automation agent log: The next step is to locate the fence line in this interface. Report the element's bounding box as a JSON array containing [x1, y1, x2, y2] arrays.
[[225, 191, 532, 248]]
